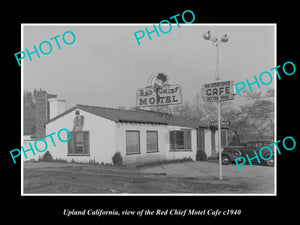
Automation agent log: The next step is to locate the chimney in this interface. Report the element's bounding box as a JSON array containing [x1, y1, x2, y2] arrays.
[[34, 90, 48, 138], [48, 98, 66, 119]]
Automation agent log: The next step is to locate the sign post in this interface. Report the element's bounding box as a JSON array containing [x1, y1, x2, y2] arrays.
[[201, 80, 234, 180], [203, 30, 231, 180], [217, 100, 222, 180]]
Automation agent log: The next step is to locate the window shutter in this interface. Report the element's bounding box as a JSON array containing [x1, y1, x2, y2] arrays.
[[68, 131, 74, 154], [83, 131, 90, 154]]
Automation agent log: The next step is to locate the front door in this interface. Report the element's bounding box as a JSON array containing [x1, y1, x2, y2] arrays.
[[211, 130, 216, 155]]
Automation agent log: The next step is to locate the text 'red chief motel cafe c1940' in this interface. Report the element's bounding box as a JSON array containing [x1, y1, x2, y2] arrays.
[[21, 73, 230, 166]]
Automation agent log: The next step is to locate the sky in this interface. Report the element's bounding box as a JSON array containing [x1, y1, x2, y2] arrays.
[[23, 24, 275, 110]]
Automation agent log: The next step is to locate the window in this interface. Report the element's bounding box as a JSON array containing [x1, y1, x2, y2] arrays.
[[126, 131, 140, 155], [221, 130, 227, 147], [185, 131, 191, 150], [146, 131, 159, 153], [175, 131, 185, 150], [255, 142, 264, 148], [246, 142, 255, 148], [68, 131, 90, 155], [75, 132, 84, 153], [170, 130, 192, 151]]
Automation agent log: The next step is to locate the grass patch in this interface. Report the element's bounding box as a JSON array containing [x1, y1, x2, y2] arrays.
[[23, 161, 273, 194]]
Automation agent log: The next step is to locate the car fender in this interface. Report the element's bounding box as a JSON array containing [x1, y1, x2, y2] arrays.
[[222, 148, 242, 160], [221, 152, 236, 161]]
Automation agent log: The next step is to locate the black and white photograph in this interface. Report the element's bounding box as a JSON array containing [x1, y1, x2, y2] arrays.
[[4, 4, 298, 224], [20, 24, 276, 195]]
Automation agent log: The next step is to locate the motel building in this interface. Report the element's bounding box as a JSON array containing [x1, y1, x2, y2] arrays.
[[25, 98, 229, 165]]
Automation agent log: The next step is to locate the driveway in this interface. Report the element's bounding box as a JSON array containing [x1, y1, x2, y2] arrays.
[[139, 160, 275, 194]]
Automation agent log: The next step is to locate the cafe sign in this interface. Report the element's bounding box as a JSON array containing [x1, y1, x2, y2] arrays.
[[136, 73, 182, 107], [201, 80, 235, 102]]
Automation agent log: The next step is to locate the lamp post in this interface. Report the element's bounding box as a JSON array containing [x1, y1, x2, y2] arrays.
[[203, 30, 228, 180]]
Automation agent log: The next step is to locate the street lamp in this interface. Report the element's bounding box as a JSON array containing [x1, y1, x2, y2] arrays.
[[203, 31, 229, 80], [203, 30, 229, 180], [203, 30, 228, 43]]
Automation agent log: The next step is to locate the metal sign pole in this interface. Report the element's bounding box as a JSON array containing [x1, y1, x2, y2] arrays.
[[216, 44, 222, 181], [217, 100, 222, 180], [202, 30, 229, 181]]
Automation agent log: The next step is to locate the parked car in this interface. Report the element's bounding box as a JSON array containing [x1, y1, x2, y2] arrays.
[[220, 139, 274, 166]]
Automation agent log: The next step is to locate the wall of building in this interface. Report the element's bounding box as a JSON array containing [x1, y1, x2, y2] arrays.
[[115, 123, 167, 164], [116, 123, 197, 165], [46, 109, 116, 164], [48, 99, 66, 120], [44, 110, 228, 165], [206, 128, 228, 158], [204, 129, 213, 157], [165, 125, 197, 161]]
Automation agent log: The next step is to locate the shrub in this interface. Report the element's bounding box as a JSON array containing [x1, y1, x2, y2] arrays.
[[196, 150, 208, 161], [112, 152, 123, 166], [53, 158, 67, 163], [41, 151, 53, 161], [89, 159, 99, 165], [136, 157, 192, 168], [28, 158, 38, 163]]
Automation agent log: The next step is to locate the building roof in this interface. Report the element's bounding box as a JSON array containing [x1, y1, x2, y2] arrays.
[[46, 104, 208, 128]]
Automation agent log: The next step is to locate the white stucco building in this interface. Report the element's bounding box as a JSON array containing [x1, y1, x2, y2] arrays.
[[37, 100, 228, 165]]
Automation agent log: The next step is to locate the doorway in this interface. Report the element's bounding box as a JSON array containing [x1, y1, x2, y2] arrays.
[[211, 130, 216, 155]]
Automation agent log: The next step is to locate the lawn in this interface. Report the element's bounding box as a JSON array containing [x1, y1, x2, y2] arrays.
[[23, 161, 274, 194]]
